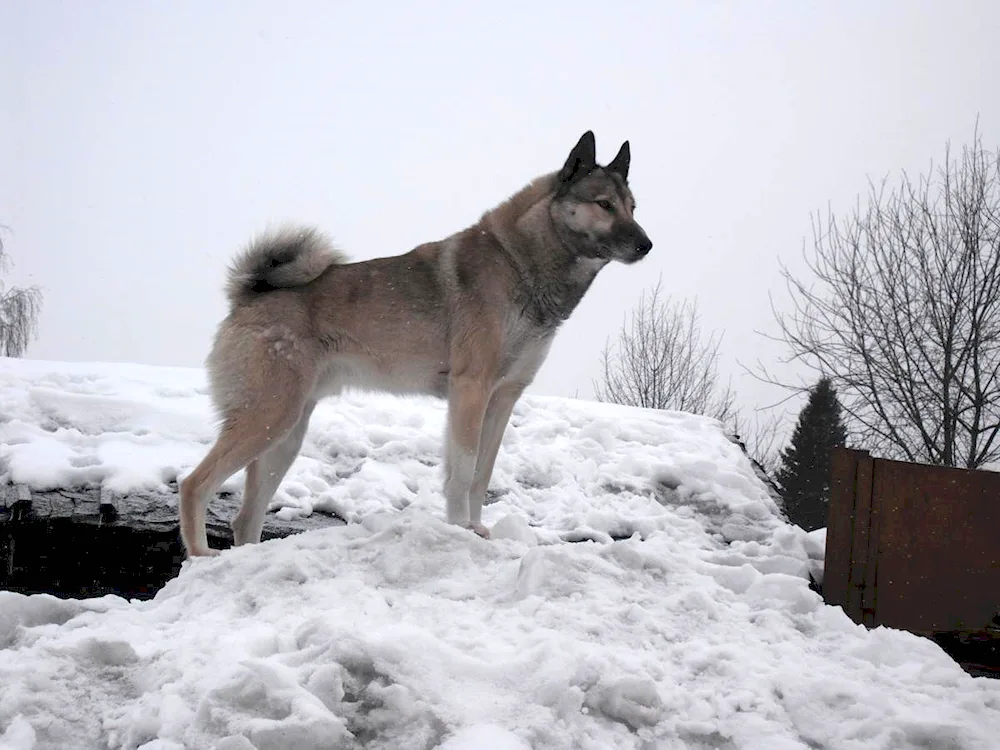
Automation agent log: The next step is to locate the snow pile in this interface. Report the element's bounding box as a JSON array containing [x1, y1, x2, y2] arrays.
[[0, 359, 780, 546], [1, 358, 999, 750]]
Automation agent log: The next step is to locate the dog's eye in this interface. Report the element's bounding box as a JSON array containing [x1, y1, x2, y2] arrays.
[[596, 199, 615, 213]]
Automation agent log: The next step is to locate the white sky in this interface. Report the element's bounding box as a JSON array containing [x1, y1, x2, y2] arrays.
[[2, 0, 999, 426]]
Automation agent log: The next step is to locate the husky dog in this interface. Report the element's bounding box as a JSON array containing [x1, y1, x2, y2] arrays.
[[180, 131, 652, 557]]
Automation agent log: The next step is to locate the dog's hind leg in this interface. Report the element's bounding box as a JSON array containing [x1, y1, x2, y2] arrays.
[[180, 380, 314, 558], [232, 401, 316, 546]]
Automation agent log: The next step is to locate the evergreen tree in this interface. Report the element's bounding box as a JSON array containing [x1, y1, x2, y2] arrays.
[[776, 377, 847, 531]]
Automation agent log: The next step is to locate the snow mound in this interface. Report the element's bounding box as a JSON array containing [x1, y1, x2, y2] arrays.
[[1, 358, 999, 749]]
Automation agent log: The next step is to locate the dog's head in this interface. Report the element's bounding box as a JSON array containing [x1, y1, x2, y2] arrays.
[[549, 131, 653, 264]]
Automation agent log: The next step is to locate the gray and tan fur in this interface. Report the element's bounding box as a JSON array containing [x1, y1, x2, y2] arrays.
[[180, 131, 653, 557]]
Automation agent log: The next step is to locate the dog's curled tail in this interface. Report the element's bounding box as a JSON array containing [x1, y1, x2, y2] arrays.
[[225, 225, 348, 305]]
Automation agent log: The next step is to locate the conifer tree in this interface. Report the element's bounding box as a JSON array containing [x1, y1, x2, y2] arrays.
[[776, 377, 847, 531]]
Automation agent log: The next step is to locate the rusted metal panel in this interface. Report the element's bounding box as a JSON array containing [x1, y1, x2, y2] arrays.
[[826, 450, 1000, 635], [869, 458, 1000, 633], [823, 448, 864, 609], [861, 457, 887, 627], [845, 452, 875, 625]]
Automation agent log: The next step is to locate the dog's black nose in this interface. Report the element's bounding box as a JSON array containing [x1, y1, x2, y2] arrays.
[[637, 239, 653, 256]]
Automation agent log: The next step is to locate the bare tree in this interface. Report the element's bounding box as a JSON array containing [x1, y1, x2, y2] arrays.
[[595, 275, 735, 422], [761, 128, 1000, 469], [729, 407, 786, 477], [0, 229, 42, 358]]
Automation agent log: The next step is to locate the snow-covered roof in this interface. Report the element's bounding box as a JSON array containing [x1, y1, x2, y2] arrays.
[[1, 358, 998, 749]]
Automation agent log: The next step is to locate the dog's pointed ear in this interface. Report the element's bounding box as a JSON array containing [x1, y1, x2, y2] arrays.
[[559, 130, 596, 184], [607, 140, 630, 181]]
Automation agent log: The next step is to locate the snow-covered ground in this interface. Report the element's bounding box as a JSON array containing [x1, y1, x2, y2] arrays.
[[1, 358, 998, 750]]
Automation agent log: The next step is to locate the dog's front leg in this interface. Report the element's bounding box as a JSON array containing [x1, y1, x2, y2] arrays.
[[443, 375, 490, 534], [468, 382, 526, 533]]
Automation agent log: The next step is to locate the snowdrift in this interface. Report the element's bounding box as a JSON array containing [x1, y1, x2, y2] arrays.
[[1, 359, 998, 750]]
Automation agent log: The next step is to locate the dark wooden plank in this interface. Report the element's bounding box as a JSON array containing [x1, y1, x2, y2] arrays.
[[0, 483, 14, 514], [823, 447, 862, 609], [861, 457, 886, 627], [0, 483, 345, 541], [845, 452, 874, 625]]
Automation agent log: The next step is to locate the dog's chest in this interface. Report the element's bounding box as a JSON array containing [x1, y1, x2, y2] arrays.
[[499, 316, 556, 384]]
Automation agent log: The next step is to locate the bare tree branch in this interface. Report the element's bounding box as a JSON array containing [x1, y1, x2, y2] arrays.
[[729, 407, 786, 476], [594, 275, 735, 422], [0, 228, 43, 358], [757, 125, 1000, 469]]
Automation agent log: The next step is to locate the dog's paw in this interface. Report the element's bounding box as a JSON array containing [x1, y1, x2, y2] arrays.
[[467, 523, 491, 539]]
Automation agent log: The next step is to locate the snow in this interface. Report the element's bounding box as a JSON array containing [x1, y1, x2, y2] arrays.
[[1, 358, 999, 749], [804, 528, 827, 587]]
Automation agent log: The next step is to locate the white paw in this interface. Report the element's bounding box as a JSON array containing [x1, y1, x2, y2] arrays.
[[467, 523, 491, 539]]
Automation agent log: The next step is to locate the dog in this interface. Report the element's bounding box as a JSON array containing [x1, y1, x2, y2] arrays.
[[179, 131, 653, 557]]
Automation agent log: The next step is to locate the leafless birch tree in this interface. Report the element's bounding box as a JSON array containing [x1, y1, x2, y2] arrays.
[[0, 230, 42, 358], [763, 130, 1000, 468], [729, 408, 785, 476], [595, 275, 735, 422]]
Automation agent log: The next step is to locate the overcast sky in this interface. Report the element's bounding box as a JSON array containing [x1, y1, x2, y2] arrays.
[[2, 0, 999, 428]]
